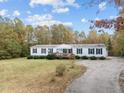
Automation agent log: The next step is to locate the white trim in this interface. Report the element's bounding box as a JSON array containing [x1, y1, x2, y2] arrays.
[[30, 44, 108, 57]]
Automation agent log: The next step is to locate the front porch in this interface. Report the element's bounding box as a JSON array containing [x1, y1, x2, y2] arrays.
[[56, 44, 73, 54]]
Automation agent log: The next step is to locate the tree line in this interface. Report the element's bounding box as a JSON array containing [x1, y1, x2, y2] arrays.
[[0, 16, 124, 59]]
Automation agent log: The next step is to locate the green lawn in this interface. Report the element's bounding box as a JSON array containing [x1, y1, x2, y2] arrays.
[[0, 58, 86, 93]]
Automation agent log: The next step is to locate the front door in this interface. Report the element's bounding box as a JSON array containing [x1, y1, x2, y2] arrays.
[[68, 49, 72, 53], [63, 49, 67, 53]]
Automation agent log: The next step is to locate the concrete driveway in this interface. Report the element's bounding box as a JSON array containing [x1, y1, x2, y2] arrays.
[[65, 57, 124, 93]]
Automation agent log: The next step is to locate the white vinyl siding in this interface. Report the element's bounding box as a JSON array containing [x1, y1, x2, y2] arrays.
[[30, 44, 108, 57]]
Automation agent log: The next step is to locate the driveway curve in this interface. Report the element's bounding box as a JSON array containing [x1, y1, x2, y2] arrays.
[[65, 57, 124, 93]]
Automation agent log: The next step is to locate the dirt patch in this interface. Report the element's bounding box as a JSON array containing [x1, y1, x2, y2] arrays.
[[24, 65, 86, 93]]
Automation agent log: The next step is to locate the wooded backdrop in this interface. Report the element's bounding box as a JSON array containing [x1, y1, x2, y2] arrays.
[[0, 16, 124, 59]]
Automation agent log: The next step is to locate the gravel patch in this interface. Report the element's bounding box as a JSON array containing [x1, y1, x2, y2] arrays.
[[65, 57, 124, 93]]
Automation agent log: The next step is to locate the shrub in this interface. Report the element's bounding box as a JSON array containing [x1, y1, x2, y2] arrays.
[[33, 56, 39, 59], [62, 56, 70, 59], [46, 54, 56, 60], [56, 64, 66, 76], [39, 56, 46, 59], [0, 50, 11, 60], [90, 56, 97, 60], [5, 56, 12, 59], [75, 56, 80, 59], [81, 56, 88, 59], [69, 61, 75, 69], [61, 57, 66, 59], [27, 56, 46, 59], [27, 55, 33, 59], [56, 56, 63, 60], [49, 76, 56, 83], [99, 56, 106, 60]]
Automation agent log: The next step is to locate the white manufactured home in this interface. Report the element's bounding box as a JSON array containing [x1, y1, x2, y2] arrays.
[[30, 44, 108, 57]]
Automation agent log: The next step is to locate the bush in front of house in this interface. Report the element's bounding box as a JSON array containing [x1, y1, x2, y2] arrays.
[[33, 56, 41, 59], [46, 54, 56, 60], [75, 56, 80, 59], [56, 64, 66, 76], [56, 56, 63, 60], [27, 56, 46, 59], [28, 54, 108, 60], [27, 55, 33, 59], [89, 56, 97, 60], [81, 56, 88, 59], [39, 56, 46, 59], [98, 56, 106, 60], [61, 56, 68, 59], [27, 55, 106, 60]]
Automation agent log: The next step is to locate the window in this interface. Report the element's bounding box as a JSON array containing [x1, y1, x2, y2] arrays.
[[48, 48, 53, 54], [96, 48, 103, 55], [33, 48, 37, 53], [77, 48, 83, 54], [68, 49, 72, 53], [57, 48, 62, 52], [88, 48, 95, 54], [41, 48, 46, 54]]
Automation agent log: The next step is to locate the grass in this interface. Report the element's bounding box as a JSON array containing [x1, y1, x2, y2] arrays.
[[0, 58, 86, 93]]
